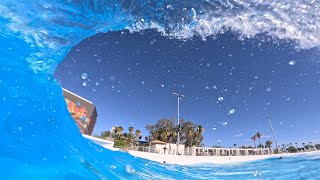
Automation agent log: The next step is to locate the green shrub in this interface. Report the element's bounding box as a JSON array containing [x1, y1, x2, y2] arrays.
[[114, 139, 127, 149]]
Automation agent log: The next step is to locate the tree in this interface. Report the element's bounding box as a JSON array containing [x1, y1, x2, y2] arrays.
[[146, 118, 204, 147], [129, 127, 134, 134], [146, 118, 176, 143], [100, 131, 111, 138], [186, 126, 195, 147], [234, 144, 237, 148], [282, 144, 286, 152], [256, 132, 262, 147], [135, 130, 142, 141], [252, 135, 257, 148], [112, 126, 124, 140], [265, 140, 273, 149], [195, 125, 204, 146], [126, 127, 135, 147], [287, 146, 297, 153]]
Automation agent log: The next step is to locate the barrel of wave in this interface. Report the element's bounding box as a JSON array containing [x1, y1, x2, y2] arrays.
[[0, 0, 128, 169]]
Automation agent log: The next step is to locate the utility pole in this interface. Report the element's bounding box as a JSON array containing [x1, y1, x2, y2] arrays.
[[172, 92, 186, 155], [266, 116, 279, 152]]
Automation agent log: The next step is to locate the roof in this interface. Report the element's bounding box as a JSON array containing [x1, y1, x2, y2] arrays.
[[62, 88, 93, 104], [150, 140, 166, 145]]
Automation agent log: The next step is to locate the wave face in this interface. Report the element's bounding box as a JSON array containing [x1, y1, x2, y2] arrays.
[[0, 0, 320, 179]]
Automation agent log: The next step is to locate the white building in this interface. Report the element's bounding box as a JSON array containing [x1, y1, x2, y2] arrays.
[[148, 141, 185, 155]]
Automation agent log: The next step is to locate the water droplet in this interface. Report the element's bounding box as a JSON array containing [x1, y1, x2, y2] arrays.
[[110, 165, 116, 169], [266, 87, 272, 92], [126, 165, 136, 174], [95, 82, 99, 86], [228, 109, 235, 115], [81, 73, 88, 80], [221, 122, 228, 126], [218, 97, 224, 101], [82, 81, 87, 87], [161, 84, 165, 88], [253, 170, 262, 176], [288, 60, 296, 65]]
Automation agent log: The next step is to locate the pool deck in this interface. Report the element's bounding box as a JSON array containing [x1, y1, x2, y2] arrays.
[[128, 150, 320, 165], [83, 136, 320, 165]]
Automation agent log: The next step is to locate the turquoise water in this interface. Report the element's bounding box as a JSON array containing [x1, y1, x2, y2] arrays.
[[1, 0, 320, 179]]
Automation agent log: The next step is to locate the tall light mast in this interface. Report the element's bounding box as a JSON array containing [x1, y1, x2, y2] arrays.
[[266, 116, 279, 152], [172, 92, 186, 154]]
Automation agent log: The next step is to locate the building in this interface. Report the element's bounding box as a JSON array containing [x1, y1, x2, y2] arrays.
[[62, 89, 97, 135]]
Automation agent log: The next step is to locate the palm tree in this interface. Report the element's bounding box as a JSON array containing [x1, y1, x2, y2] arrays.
[[302, 143, 306, 150], [295, 142, 298, 149], [135, 130, 142, 141], [129, 127, 134, 135], [252, 135, 257, 148], [186, 127, 195, 147], [118, 126, 124, 134], [196, 125, 204, 146], [256, 132, 262, 147], [234, 144, 237, 148], [282, 144, 286, 152], [265, 140, 273, 149], [114, 126, 124, 140]]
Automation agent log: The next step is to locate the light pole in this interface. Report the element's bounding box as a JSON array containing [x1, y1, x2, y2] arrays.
[[266, 116, 279, 152], [172, 92, 186, 155]]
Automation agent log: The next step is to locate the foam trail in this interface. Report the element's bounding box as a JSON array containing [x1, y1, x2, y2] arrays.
[[0, 0, 320, 179]]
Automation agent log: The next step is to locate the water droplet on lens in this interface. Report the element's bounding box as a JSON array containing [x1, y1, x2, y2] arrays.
[[82, 81, 87, 87], [126, 165, 136, 174], [253, 170, 262, 176], [288, 60, 296, 66], [228, 109, 235, 115], [81, 73, 88, 80], [266, 87, 272, 92]]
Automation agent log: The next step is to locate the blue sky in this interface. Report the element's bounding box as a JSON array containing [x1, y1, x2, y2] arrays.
[[55, 30, 320, 147]]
